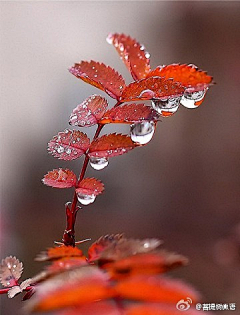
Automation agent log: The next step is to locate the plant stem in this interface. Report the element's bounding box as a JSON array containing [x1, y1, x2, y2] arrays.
[[62, 124, 104, 246]]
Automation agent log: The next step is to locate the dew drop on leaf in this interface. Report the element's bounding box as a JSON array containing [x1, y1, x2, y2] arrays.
[[77, 193, 96, 205], [180, 89, 206, 109], [57, 146, 64, 154], [89, 156, 109, 171], [130, 121, 155, 145], [106, 33, 114, 44], [152, 97, 180, 116]]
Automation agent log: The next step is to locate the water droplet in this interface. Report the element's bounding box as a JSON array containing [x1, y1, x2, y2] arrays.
[[145, 51, 150, 58], [71, 114, 78, 121], [119, 43, 124, 52], [130, 121, 155, 145], [57, 146, 64, 154], [90, 156, 109, 170], [180, 89, 206, 109], [152, 97, 180, 116], [77, 193, 96, 205], [140, 44, 145, 51], [106, 33, 113, 44], [66, 148, 71, 154]]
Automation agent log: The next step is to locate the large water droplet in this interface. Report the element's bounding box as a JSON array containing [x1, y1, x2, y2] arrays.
[[130, 121, 155, 145], [90, 156, 109, 170], [180, 89, 206, 109], [152, 97, 180, 116], [77, 193, 96, 205]]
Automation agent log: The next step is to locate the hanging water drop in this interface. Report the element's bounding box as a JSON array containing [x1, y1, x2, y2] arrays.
[[130, 121, 155, 145], [180, 89, 206, 109], [77, 193, 96, 206], [152, 97, 180, 117], [89, 156, 109, 170]]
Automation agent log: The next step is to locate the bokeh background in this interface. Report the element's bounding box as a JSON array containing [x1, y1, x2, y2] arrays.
[[1, 1, 240, 314]]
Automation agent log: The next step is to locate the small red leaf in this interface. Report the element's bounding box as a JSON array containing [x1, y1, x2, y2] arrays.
[[46, 258, 87, 273], [69, 95, 108, 127], [42, 169, 77, 188], [48, 129, 90, 161], [107, 33, 151, 80], [0, 256, 23, 287], [88, 134, 136, 158], [88, 235, 161, 263], [100, 103, 159, 124], [69, 61, 126, 99], [26, 267, 114, 312], [76, 178, 104, 196], [104, 251, 188, 279], [115, 275, 200, 304], [35, 246, 83, 262], [88, 234, 124, 262], [120, 77, 185, 102], [147, 64, 213, 90]]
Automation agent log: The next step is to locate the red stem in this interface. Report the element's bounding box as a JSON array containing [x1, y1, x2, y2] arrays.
[[62, 124, 104, 246]]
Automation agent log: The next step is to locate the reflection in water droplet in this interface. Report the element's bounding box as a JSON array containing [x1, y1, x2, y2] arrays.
[[57, 146, 64, 154], [139, 89, 154, 99], [180, 89, 206, 109], [130, 121, 155, 145], [119, 43, 124, 52], [152, 97, 180, 116], [90, 156, 109, 170], [145, 51, 150, 58], [66, 148, 71, 155], [106, 33, 113, 44], [77, 193, 96, 205]]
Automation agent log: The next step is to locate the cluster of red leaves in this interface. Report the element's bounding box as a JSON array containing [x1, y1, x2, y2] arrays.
[[20, 235, 206, 315], [0, 33, 214, 313], [42, 33, 213, 205]]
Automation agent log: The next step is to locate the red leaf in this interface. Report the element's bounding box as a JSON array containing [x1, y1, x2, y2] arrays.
[[103, 251, 188, 279], [107, 33, 151, 80], [35, 245, 83, 262], [100, 103, 159, 124], [26, 267, 115, 312], [0, 256, 23, 287], [88, 234, 124, 262], [115, 275, 200, 304], [48, 129, 90, 161], [88, 235, 161, 263], [76, 178, 104, 196], [69, 61, 126, 99], [88, 134, 136, 158], [46, 258, 87, 273], [120, 77, 185, 102], [147, 64, 213, 89], [69, 95, 108, 127], [42, 169, 77, 188]]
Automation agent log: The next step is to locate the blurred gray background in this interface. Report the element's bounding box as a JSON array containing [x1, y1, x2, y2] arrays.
[[1, 1, 240, 314]]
